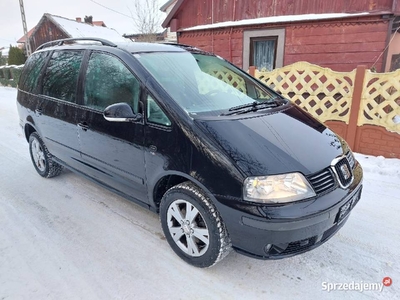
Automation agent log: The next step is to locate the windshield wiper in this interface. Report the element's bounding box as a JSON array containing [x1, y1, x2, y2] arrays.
[[220, 100, 279, 116]]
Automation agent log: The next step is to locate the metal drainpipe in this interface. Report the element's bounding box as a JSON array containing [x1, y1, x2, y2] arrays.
[[382, 16, 395, 72], [392, 0, 398, 11], [211, 0, 214, 53], [229, 0, 237, 62]]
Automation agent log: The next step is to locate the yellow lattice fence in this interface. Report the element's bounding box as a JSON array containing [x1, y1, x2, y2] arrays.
[[358, 69, 400, 132], [255, 62, 355, 124], [198, 65, 247, 94]]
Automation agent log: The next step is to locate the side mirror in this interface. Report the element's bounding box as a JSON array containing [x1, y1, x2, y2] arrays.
[[103, 103, 142, 122]]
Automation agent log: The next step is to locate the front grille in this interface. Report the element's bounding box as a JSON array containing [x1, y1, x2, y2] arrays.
[[334, 158, 353, 188], [346, 151, 356, 169], [281, 236, 317, 255], [307, 168, 336, 195]]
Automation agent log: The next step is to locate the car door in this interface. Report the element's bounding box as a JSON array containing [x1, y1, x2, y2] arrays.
[[77, 51, 147, 202], [35, 50, 84, 169], [142, 90, 192, 204]]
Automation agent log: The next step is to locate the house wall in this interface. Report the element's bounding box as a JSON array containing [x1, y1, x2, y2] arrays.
[[179, 17, 389, 72], [284, 18, 389, 71], [30, 17, 68, 51], [174, 0, 394, 30], [385, 32, 400, 71], [395, 0, 400, 13]]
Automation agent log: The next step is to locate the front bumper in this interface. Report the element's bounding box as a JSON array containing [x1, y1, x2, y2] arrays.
[[214, 163, 363, 259]]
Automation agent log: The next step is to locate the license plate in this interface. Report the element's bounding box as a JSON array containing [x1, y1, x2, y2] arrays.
[[336, 190, 361, 223]]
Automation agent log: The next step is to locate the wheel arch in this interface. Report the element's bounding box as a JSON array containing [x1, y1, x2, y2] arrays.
[[152, 171, 217, 213], [24, 121, 37, 142]]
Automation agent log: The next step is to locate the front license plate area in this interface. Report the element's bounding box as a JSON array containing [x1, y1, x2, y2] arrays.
[[336, 188, 362, 224]]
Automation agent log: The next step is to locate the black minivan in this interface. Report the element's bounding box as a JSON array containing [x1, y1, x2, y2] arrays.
[[17, 38, 363, 268]]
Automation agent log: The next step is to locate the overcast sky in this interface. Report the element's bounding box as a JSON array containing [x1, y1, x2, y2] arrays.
[[0, 0, 167, 48]]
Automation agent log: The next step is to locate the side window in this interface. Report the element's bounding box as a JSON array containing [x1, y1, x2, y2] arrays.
[[147, 95, 171, 127], [42, 50, 83, 102], [84, 52, 140, 112], [19, 51, 48, 93]]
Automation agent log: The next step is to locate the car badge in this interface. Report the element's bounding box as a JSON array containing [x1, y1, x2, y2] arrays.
[[340, 164, 351, 180]]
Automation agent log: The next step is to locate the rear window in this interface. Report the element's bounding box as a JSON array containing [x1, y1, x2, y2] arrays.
[[42, 50, 84, 103], [19, 51, 48, 93]]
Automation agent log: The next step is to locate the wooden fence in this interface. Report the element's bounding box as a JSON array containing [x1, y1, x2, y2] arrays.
[[249, 62, 400, 158]]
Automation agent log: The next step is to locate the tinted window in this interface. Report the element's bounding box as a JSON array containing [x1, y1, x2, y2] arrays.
[[136, 52, 278, 116], [147, 94, 171, 126], [42, 50, 83, 102], [84, 52, 140, 112], [19, 51, 48, 93]]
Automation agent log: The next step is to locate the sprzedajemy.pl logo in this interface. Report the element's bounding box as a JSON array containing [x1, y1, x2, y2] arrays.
[[322, 277, 392, 293]]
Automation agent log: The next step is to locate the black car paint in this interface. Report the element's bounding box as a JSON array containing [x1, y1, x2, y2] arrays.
[[17, 42, 363, 259]]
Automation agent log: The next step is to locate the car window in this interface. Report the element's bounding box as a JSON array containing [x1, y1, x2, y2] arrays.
[[42, 50, 83, 102], [147, 94, 171, 127], [136, 52, 278, 116], [19, 51, 48, 93], [84, 52, 140, 112]]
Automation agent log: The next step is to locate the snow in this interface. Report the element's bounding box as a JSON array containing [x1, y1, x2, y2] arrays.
[[49, 14, 129, 43], [0, 86, 399, 299], [393, 115, 400, 124], [0, 47, 9, 57], [183, 12, 370, 31]]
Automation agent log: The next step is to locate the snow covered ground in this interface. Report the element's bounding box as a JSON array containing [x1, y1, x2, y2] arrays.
[[0, 86, 399, 299]]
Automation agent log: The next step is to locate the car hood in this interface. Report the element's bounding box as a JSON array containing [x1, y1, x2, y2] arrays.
[[195, 105, 344, 177]]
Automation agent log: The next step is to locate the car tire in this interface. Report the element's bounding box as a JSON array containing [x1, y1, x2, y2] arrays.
[[160, 181, 231, 268], [29, 132, 63, 178]]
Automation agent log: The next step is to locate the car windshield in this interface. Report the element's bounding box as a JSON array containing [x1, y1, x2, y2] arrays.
[[136, 51, 280, 117]]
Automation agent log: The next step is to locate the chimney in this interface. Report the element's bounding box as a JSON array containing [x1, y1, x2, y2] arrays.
[[76, 17, 82, 22]]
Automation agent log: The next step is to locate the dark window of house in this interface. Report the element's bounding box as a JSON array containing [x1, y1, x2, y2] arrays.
[[84, 52, 140, 112], [19, 51, 48, 93], [390, 54, 400, 71], [42, 50, 83, 102], [250, 37, 277, 71]]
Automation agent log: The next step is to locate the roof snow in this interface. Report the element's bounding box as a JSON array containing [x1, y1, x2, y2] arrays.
[[182, 12, 371, 31], [48, 14, 128, 43], [1, 47, 9, 56]]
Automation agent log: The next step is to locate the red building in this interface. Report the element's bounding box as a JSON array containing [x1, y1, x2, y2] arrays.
[[25, 14, 126, 52], [162, 0, 400, 72]]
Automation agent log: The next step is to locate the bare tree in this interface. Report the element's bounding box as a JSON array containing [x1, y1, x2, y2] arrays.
[[130, 0, 162, 42]]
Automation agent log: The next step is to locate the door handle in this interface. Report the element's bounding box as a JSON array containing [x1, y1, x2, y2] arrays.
[[77, 122, 90, 131], [35, 108, 43, 115]]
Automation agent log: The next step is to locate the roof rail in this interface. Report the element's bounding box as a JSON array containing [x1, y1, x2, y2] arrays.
[[36, 37, 117, 51], [162, 42, 213, 55], [162, 42, 200, 50]]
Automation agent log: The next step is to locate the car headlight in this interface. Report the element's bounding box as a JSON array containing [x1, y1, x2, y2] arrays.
[[243, 173, 316, 204]]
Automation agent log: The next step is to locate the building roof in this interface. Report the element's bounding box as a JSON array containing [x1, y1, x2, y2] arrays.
[[160, 0, 178, 12], [162, 0, 185, 28], [31, 13, 127, 43], [92, 21, 107, 27], [17, 27, 36, 43], [0, 47, 9, 57], [182, 12, 372, 31]]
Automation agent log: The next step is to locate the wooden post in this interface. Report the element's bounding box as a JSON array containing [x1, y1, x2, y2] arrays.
[[249, 66, 256, 77], [346, 65, 366, 150]]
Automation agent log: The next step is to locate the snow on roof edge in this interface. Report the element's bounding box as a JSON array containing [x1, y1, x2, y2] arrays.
[[182, 12, 371, 31], [48, 14, 128, 43]]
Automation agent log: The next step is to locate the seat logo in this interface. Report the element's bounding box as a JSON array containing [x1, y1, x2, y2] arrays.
[[340, 164, 351, 180]]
